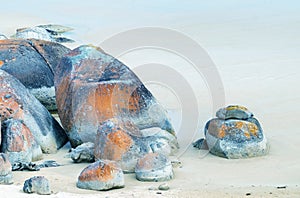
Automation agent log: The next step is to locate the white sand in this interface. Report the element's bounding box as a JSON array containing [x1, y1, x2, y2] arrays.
[[1, 0, 300, 197]]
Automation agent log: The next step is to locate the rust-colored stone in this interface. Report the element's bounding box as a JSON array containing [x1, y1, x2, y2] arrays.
[[94, 118, 136, 162], [78, 161, 115, 182], [77, 160, 124, 191]]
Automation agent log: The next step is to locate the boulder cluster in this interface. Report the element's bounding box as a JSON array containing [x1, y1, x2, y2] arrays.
[[0, 26, 269, 194], [0, 34, 179, 193]]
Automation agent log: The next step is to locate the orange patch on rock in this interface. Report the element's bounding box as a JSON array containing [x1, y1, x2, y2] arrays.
[[104, 130, 133, 161], [0, 91, 24, 121], [6, 122, 33, 152], [244, 131, 251, 139], [218, 124, 227, 138], [136, 153, 159, 171], [86, 83, 141, 123], [235, 121, 244, 129], [247, 123, 258, 136], [0, 60, 4, 67], [78, 161, 115, 182]]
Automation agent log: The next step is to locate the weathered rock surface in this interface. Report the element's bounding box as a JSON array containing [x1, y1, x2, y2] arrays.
[[203, 105, 268, 159], [135, 153, 173, 182], [77, 160, 124, 191], [55, 45, 177, 148], [13, 25, 74, 43], [94, 119, 178, 172], [1, 119, 43, 164], [216, 105, 253, 120], [70, 142, 95, 163], [23, 176, 51, 195], [0, 70, 68, 164], [12, 160, 60, 171], [0, 153, 13, 184], [0, 39, 70, 110]]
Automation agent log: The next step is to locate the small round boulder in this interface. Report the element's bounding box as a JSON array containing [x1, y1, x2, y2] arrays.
[[135, 153, 173, 182], [23, 176, 51, 195], [77, 160, 124, 191]]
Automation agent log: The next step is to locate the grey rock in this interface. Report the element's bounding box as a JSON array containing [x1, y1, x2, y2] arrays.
[[12, 162, 40, 171], [204, 108, 268, 158], [216, 105, 253, 120], [70, 142, 95, 163], [37, 160, 60, 168], [158, 183, 170, 191], [77, 160, 124, 191], [23, 176, 51, 195], [135, 153, 173, 182], [192, 138, 208, 150], [12, 160, 60, 171], [13, 25, 74, 43], [0, 153, 13, 184]]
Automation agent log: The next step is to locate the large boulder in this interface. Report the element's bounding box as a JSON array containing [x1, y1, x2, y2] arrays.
[[55, 45, 177, 148], [203, 105, 269, 158], [77, 160, 124, 191], [0, 70, 68, 164], [0, 39, 70, 110]]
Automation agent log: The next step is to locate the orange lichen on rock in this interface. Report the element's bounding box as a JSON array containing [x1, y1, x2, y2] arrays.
[[247, 122, 258, 137], [103, 129, 133, 161], [136, 153, 159, 171], [218, 124, 227, 138], [78, 161, 115, 182], [0, 60, 4, 67], [86, 83, 141, 123], [226, 105, 248, 111], [5, 122, 34, 152], [235, 121, 244, 129], [0, 91, 23, 121]]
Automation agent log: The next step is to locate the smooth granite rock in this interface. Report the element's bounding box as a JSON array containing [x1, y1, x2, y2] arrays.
[[0, 70, 68, 163], [77, 160, 124, 191], [94, 119, 178, 173], [203, 105, 268, 159], [0, 153, 13, 184], [0, 39, 70, 110], [70, 142, 95, 163], [23, 176, 51, 195], [135, 153, 173, 182], [54, 45, 176, 148]]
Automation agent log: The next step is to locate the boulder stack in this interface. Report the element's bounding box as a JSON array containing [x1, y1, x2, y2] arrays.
[[204, 105, 268, 158]]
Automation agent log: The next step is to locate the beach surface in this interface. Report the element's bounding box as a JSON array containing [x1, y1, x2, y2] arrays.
[[1, 0, 300, 197]]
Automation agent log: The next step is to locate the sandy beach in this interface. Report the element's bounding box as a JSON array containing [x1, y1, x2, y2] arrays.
[[1, 0, 300, 197]]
